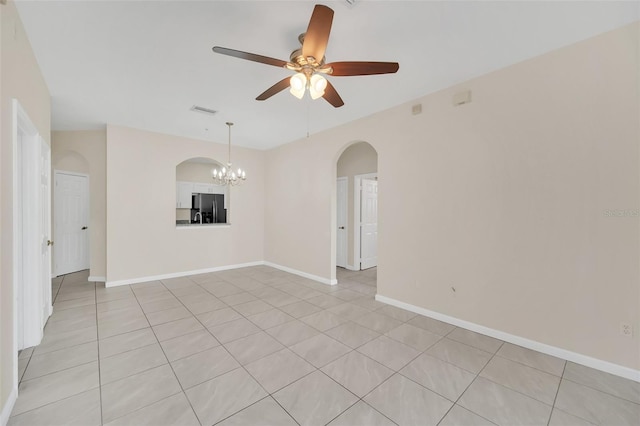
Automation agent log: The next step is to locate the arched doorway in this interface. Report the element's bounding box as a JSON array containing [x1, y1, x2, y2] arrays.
[[335, 141, 378, 291]]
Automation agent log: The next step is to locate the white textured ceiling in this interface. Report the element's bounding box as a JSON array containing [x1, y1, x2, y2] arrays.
[[15, 1, 639, 149]]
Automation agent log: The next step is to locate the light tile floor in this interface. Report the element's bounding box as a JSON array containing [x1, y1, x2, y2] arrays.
[[9, 266, 640, 425]]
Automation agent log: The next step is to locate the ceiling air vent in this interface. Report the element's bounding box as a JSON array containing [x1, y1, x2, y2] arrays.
[[190, 105, 218, 115]]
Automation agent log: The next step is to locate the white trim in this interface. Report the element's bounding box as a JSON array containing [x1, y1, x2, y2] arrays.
[[105, 261, 265, 287], [345, 264, 359, 271], [264, 262, 337, 285], [41, 137, 53, 328], [375, 294, 640, 383], [105, 261, 338, 288], [336, 176, 348, 269], [12, 100, 21, 395], [1, 386, 18, 426], [53, 169, 89, 178], [353, 172, 377, 270], [88, 276, 106, 282]]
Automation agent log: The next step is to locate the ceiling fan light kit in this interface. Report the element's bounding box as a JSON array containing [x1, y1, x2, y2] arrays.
[[289, 73, 307, 99], [212, 4, 399, 108]]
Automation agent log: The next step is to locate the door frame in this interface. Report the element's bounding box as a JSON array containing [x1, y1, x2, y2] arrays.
[[12, 99, 51, 363], [53, 170, 90, 277], [353, 172, 377, 270], [336, 176, 348, 268]]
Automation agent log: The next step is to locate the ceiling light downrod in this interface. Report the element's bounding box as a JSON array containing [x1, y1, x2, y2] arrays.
[[212, 122, 246, 186]]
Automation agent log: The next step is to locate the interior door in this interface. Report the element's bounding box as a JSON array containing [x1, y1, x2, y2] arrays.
[[360, 178, 378, 270], [336, 177, 348, 268], [40, 140, 52, 324], [55, 172, 89, 276]]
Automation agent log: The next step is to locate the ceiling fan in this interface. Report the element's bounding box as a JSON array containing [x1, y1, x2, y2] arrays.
[[212, 4, 399, 108]]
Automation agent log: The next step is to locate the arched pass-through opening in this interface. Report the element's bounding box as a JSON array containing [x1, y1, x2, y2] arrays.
[[333, 141, 378, 291], [175, 157, 229, 226]]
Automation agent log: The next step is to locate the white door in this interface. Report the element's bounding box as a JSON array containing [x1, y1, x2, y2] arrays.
[[336, 177, 348, 268], [15, 118, 51, 349], [40, 140, 52, 323], [360, 178, 378, 270], [55, 172, 89, 276]]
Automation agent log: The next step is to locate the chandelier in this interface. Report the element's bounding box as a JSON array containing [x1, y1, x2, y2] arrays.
[[212, 122, 246, 186]]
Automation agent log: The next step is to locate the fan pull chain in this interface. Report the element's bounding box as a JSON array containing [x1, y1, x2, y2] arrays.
[[306, 96, 311, 138]]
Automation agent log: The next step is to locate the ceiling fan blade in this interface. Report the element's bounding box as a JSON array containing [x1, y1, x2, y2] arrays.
[[302, 5, 334, 62], [327, 61, 400, 76], [322, 80, 344, 108], [256, 77, 291, 101], [213, 46, 288, 68]]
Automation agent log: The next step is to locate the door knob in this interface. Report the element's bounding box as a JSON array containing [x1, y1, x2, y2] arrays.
[[339, 226, 345, 229], [47, 240, 54, 246], [82, 226, 88, 230]]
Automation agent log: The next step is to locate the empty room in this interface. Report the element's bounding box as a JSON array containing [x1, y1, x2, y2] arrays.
[[0, 1, 638, 425]]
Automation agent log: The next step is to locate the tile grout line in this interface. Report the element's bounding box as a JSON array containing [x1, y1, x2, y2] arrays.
[[92, 280, 104, 426], [314, 300, 426, 426], [13, 273, 100, 422], [349, 330, 444, 425], [123, 280, 203, 426], [19, 274, 90, 383], [547, 361, 568, 426], [160, 277, 278, 424], [558, 372, 640, 406], [434, 341, 506, 426], [181, 273, 360, 425], [192, 275, 325, 426]]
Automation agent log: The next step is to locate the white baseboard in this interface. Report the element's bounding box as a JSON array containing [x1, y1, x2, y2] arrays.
[[105, 261, 264, 288], [88, 276, 106, 282], [264, 261, 337, 285], [104, 261, 338, 288], [1, 386, 18, 426], [346, 264, 359, 272], [376, 294, 640, 383]]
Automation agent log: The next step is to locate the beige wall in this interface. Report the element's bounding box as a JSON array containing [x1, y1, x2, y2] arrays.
[[337, 142, 378, 267], [265, 23, 639, 370], [106, 125, 265, 283], [0, 0, 50, 414], [52, 130, 107, 278]]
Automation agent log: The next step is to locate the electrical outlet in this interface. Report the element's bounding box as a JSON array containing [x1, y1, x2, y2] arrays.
[[620, 323, 633, 337]]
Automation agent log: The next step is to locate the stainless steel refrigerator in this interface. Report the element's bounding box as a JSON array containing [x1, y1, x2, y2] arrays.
[[192, 193, 226, 223]]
